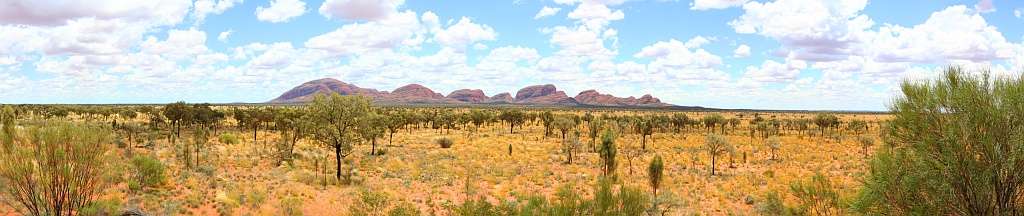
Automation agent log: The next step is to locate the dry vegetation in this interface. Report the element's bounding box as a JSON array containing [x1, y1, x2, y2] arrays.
[[0, 100, 890, 215]]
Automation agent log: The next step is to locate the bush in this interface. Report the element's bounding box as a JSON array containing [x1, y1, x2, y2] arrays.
[[0, 123, 112, 215], [375, 148, 388, 156], [131, 155, 167, 190], [437, 138, 453, 148], [218, 133, 239, 144], [389, 202, 419, 216], [279, 197, 304, 216]]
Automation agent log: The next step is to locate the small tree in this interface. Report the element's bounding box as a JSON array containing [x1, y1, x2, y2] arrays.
[[648, 155, 664, 210], [358, 111, 386, 155], [704, 133, 731, 176], [553, 115, 576, 141], [766, 138, 781, 161], [562, 135, 583, 164], [858, 136, 874, 158], [599, 127, 618, 177], [306, 92, 372, 181], [499, 109, 526, 134], [3, 105, 17, 148]]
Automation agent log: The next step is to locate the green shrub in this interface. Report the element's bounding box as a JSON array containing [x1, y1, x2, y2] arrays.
[[218, 133, 239, 144], [375, 148, 388, 156], [280, 197, 304, 216], [351, 190, 389, 216], [131, 155, 167, 190], [0, 122, 112, 215], [388, 202, 419, 216], [437, 138, 453, 148], [128, 180, 142, 191], [79, 197, 121, 216]]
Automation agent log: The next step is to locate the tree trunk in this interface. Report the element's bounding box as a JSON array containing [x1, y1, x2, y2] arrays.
[[371, 138, 376, 155], [335, 143, 342, 180], [711, 155, 716, 176]]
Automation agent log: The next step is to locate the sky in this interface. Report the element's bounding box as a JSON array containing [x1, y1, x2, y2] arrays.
[[0, 0, 1022, 111]]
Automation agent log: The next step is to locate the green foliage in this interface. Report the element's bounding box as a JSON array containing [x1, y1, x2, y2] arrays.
[[704, 133, 732, 176], [756, 191, 786, 216], [562, 135, 583, 164], [438, 137, 454, 148], [306, 92, 372, 181], [648, 155, 664, 198], [1, 105, 15, 148], [790, 172, 844, 215], [599, 127, 618, 177], [447, 177, 649, 216], [218, 132, 239, 144], [498, 109, 526, 134], [858, 136, 874, 158], [388, 202, 419, 216], [812, 112, 839, 136], [854, 67, 1024, 215], [351, 190, 391, 216], [553, 114, 576, 141], [280, 197, 304, 216], [131, 155, 167, 190], [0, 122, 111, 216], [79, 197, 122, 216]]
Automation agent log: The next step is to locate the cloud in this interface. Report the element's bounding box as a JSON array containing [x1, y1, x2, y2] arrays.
[[684, 35, 713, 48], [734, 44, 751, 57], [553, 0, 631, 5], [567, 3, 625, 28], [43, 18, 149, 56], [433, 17, 498, 52], [548, 25, 618, 61], [728, 0, 872, 62], [256, 0, 309, 23], [634, 39, 723, 69], [472, 43, 488, 50], [974, 0, 995, 13], [690, 0, 749, 10], [868, 5, 1016, 63], [1016, 8, 1023, 18], [319, 0, 404, 22], [193, 0, 243, 23], [218, 29, 233, 42], [743, 59, 804, 83], [535, 6, 563, 19], [305, 11, 422, 57], [0, 0, 190, 26], [139, 28, 209, 61]]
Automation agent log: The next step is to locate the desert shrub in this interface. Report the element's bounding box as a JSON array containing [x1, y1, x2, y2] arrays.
[[351, 190, 390, 216], [388, 202, 419, 216], [197, 165, 217, 177], [454, 196, 517, 216], [756, 191, 785, 215], [79, 197, 122, 216], [790, 172, 844, 215], [218, 132, 239, 144], [279, 197, 304, 216], [437, 137, 453, 148], [854, 67, 1024, 215], [131, 155, 167, 190], [375, 148, 388, 156], [0, 122, 111, 216]]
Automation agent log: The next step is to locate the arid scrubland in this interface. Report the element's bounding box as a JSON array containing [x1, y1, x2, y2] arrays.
[[1, 67, 1022, 215]]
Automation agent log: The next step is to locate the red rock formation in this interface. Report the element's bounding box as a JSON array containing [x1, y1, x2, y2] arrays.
[[269, 79, 672, 107], [446, 89, 490, 103], [269, 78, 382, 103], [490, 92, 514, 103], [379, 84, 445, 102], [514, 84, 578, 105], [573, 90, 669, 106]]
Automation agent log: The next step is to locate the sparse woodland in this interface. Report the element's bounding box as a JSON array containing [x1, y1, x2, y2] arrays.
[[1, 67, 1022, 215]]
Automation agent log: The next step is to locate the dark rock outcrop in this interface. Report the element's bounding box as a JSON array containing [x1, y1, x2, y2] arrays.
[[446, 89, 490, 103], [269, 78, 382, 103]]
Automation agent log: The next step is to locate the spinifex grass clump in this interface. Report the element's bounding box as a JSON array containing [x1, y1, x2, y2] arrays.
[[438, 137, 454, 148]]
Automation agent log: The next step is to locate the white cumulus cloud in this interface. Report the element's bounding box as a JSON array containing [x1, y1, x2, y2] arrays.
[[690, 0, 749, 10], [218, 29, 233, 42], [319, 0, 404, 22], [734, 44, 751, 57], [256, 0, 309, 23], [535, 6, 562, 19]]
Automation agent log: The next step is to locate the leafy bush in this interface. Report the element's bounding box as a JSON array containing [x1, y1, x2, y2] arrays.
[[279, 197, 304, 216], [218, 132, 239, 144], [0, 122, 112, 215], [131, 155, 167, 190], [375, 148, 388, 156], [388, 202, 419, 216], [351, 190, 389, 216], [437, 137, 453, 148]]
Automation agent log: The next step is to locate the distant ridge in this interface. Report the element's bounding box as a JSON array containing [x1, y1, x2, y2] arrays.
[[268, 78, 681, 107]]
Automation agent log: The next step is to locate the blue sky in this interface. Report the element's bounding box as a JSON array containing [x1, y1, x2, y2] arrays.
[[0, 0, 1022, 111]]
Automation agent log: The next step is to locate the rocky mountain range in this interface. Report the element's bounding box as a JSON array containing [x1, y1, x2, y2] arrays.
[[268, 78, 675, 107]]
